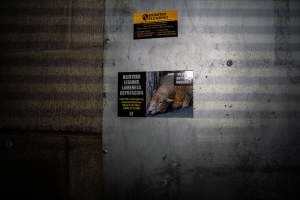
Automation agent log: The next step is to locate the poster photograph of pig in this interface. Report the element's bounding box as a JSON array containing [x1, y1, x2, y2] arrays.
[[117, 70, 193, 118], [146, 71, 193, 117]]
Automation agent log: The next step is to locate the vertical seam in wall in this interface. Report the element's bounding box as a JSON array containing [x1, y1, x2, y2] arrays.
[[101, 1, 106, 195], [101, 0, 106, 135]]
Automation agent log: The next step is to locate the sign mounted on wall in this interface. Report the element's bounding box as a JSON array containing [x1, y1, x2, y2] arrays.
[[118, 71, 193, 118], [133, 10, 178, 39]]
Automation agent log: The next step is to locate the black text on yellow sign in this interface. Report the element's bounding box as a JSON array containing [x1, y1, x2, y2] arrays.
[[133, 10, 178, 40]]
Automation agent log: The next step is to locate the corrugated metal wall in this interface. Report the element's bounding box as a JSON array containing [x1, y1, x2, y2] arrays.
[[0, 0, 104, 199], [103, 0, 300, 199], [0, 0, 103, 132]]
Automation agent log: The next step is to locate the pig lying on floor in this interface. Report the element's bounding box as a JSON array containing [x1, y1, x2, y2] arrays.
[[147, 73, 192, 115]]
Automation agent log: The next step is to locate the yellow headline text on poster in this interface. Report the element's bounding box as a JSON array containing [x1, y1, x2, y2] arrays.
[[133, 10, 177, 24]]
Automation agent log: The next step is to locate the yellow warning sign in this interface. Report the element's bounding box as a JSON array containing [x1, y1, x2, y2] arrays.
[[133, 10, 177, 24], [133, 10, 178, 39]]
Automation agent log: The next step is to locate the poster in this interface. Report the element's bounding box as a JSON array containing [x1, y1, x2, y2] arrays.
[[118, 71, 193, 118], [133, 10, 178, 39]]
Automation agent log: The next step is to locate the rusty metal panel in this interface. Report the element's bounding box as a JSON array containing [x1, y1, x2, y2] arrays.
[[0, 0, 104, 133], [103, 0, 300, 199], [0, 49, 103, 132], [0, 0, 104, 51]]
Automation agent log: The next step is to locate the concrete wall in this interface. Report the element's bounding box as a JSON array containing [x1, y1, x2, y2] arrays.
[[103, 0, 300, 199]]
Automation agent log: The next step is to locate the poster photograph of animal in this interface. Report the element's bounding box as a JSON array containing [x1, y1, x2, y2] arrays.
[[146, 71, 193, 118], [118, 70, 193, 118]]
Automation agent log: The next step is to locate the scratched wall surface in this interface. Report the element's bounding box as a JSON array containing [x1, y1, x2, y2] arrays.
[[103, 0, 300, 199]]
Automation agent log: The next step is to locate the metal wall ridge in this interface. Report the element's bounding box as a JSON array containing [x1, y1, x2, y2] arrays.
[[0, 92, 102, 101], [0, 75, 102, 84]]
